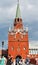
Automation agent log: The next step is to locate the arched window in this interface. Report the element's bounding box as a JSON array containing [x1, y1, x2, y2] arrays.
[[23, 47, 26, 50], [12, 47, 14, 51]]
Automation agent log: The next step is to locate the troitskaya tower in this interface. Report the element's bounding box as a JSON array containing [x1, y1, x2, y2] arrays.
[[8, 0, 29, 59]]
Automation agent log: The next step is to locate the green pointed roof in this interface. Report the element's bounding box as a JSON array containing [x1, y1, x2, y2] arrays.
[[16, 0, 21, 18]]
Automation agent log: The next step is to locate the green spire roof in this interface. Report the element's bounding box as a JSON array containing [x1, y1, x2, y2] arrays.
[[16, 0, 21, 18]]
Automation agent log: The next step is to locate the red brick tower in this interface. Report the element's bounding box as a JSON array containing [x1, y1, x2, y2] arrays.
[[8, 0, 29, 59]]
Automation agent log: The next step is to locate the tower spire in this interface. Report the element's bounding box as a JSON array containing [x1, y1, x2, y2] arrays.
[[16, 0, 21, 18]]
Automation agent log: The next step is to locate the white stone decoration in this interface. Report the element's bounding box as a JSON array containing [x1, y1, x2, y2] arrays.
[[11, 29, 27, 38], [14, 29, 17, 33], [9, 27, 11, 32], [22, 29, 26, 35], [15, 29, 21, 34], [20, 29, 23, 32], [9, 24, 13, 32], [18, 29, 20, 32], [11, 32, 14, 35], [26, 27, 28, 32], [23, 47, 26, 50]]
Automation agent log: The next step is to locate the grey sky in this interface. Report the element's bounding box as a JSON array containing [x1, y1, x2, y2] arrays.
[[0, 0, 38, 49]]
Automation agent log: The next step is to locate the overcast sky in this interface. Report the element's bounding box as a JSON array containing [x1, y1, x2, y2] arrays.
[[0, 0, 38, 49]]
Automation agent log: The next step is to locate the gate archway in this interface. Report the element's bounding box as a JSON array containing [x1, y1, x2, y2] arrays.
[[15, 55, 22, 63]]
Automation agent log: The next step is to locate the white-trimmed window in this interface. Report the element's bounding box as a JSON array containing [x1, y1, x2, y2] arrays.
[[23, 47, 26, 50], [12, 47, 14, 51]]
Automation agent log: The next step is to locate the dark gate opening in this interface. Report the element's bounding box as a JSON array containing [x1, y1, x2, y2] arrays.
[[16, 55, 22, 59], [15, 55, 22, 63]]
